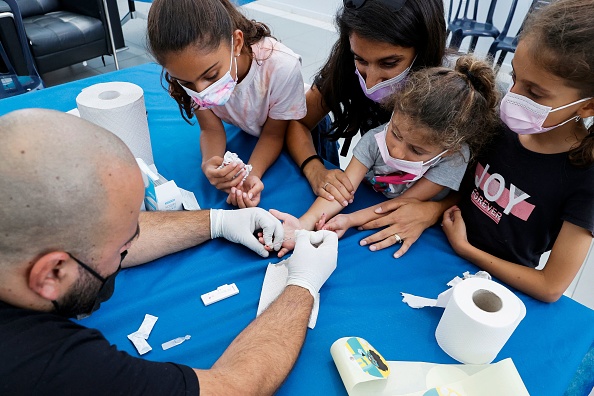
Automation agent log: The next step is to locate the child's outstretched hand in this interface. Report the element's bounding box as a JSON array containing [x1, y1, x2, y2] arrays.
[[322, 214, 352, 238], [226, 175, 263, 208], [202, 156, 246, 192], [266, 209, 302, 258], [441, 206, 469, 254]]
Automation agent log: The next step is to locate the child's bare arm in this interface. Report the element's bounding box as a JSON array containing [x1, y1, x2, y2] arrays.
[[198, 110, 245, 191], [299, 158, 368, 230], [399, 177, 446, 201], [248, 117, 288, 179], [443, 208, 591, 302], [226, 118, 288, 208], [340, 177, 446, 227]]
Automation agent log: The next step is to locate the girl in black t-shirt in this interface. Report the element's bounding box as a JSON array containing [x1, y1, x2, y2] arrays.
[[442, 0, 594, 302]]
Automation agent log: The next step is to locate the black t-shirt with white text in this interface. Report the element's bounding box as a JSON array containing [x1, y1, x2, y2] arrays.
[[459, 126, 594, 268]]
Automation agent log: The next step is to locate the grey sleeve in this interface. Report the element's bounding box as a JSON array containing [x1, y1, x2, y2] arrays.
[[424, 144, 470, 191], [352, 126, 384, 169]]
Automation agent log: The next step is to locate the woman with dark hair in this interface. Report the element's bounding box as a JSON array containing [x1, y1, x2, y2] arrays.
[[287, 0, 447, 207]]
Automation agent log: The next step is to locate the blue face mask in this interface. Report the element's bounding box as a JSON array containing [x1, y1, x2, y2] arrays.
[[52, 251, 127, 318]]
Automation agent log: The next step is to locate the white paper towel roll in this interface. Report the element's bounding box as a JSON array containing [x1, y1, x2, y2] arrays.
[[76, 82, 153, 165], [435, 278, 526, 365]]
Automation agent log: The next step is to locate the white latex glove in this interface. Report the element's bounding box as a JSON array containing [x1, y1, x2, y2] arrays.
[[210, 208, 284, 257], [286, 230, 338, 298]]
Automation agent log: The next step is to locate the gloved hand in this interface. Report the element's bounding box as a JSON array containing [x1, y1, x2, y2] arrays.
[[287, 230, 338, 298], [210, 208, 284, 257]]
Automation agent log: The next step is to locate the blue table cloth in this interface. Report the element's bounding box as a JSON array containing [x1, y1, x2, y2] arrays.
[[2, 63, 593, 395]]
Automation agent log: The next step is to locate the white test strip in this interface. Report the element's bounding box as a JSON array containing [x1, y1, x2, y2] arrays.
[[201, 283, 239, 306]]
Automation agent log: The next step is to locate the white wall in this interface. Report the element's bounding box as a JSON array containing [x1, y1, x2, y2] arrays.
[[563, 243, 594, 309], [256, 0, 341, 23], [257, 0, 532, 71]]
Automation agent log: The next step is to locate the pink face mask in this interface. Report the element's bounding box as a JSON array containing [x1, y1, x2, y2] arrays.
[[500, 91, 591, 135], [374, 126, 446, 183], [178, 37, 238, 109], [355, 57, 415, 103]]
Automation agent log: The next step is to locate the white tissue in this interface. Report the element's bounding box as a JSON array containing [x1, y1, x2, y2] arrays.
[[401, 271, 491, 309], [217, 151, 252, 181]]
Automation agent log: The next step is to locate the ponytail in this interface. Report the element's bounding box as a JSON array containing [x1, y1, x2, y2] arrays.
[[388, 55, 500, 161]]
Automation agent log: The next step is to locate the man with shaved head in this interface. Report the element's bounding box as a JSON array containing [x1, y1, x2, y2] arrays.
[[0, 109, 338, 395]]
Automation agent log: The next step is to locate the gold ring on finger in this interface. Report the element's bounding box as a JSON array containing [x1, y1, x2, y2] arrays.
[[323, 182, 330, 190]]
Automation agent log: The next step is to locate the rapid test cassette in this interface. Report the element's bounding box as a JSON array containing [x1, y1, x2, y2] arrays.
[[201, 283, 239, 306]]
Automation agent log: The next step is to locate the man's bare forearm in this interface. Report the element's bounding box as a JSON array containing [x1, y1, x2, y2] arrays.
[[195, 285, 313, 395], [124, 210, 211, 267]]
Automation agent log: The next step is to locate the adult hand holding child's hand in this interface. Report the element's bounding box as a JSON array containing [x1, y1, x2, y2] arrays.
[[266, 209, 303, 258], [322, 214, 352, 238], [358, 198, 441, 258]]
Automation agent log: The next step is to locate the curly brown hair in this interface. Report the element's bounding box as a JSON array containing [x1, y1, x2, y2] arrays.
[[386, 55, 500, 161], [147, 0, 271, 123]]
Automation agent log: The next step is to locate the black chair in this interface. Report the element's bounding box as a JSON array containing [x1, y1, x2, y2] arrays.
[[0, 0, 43, 98], [487, 0, 553, 72], [14, 0, 124, 74], [447, 0, 500, 53]]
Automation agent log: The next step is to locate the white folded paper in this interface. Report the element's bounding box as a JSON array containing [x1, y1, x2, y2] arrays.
[[127, 314, 158, 355], [330, 336, 529, 396], [401, 271, 491, 309], [257, 260, 319, 329]]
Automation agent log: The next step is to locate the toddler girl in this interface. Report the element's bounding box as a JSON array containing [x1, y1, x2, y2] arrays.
[[273, 56, 499, 257]]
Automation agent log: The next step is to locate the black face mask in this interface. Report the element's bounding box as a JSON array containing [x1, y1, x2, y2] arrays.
[[52, 251, 127, 319]]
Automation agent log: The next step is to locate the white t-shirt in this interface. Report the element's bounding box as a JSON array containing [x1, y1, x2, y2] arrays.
[[211, 37, 307, 137]]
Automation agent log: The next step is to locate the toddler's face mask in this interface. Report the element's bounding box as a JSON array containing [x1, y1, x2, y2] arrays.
[[375, 126, 446, 184], [178, 37, 238, 109]]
